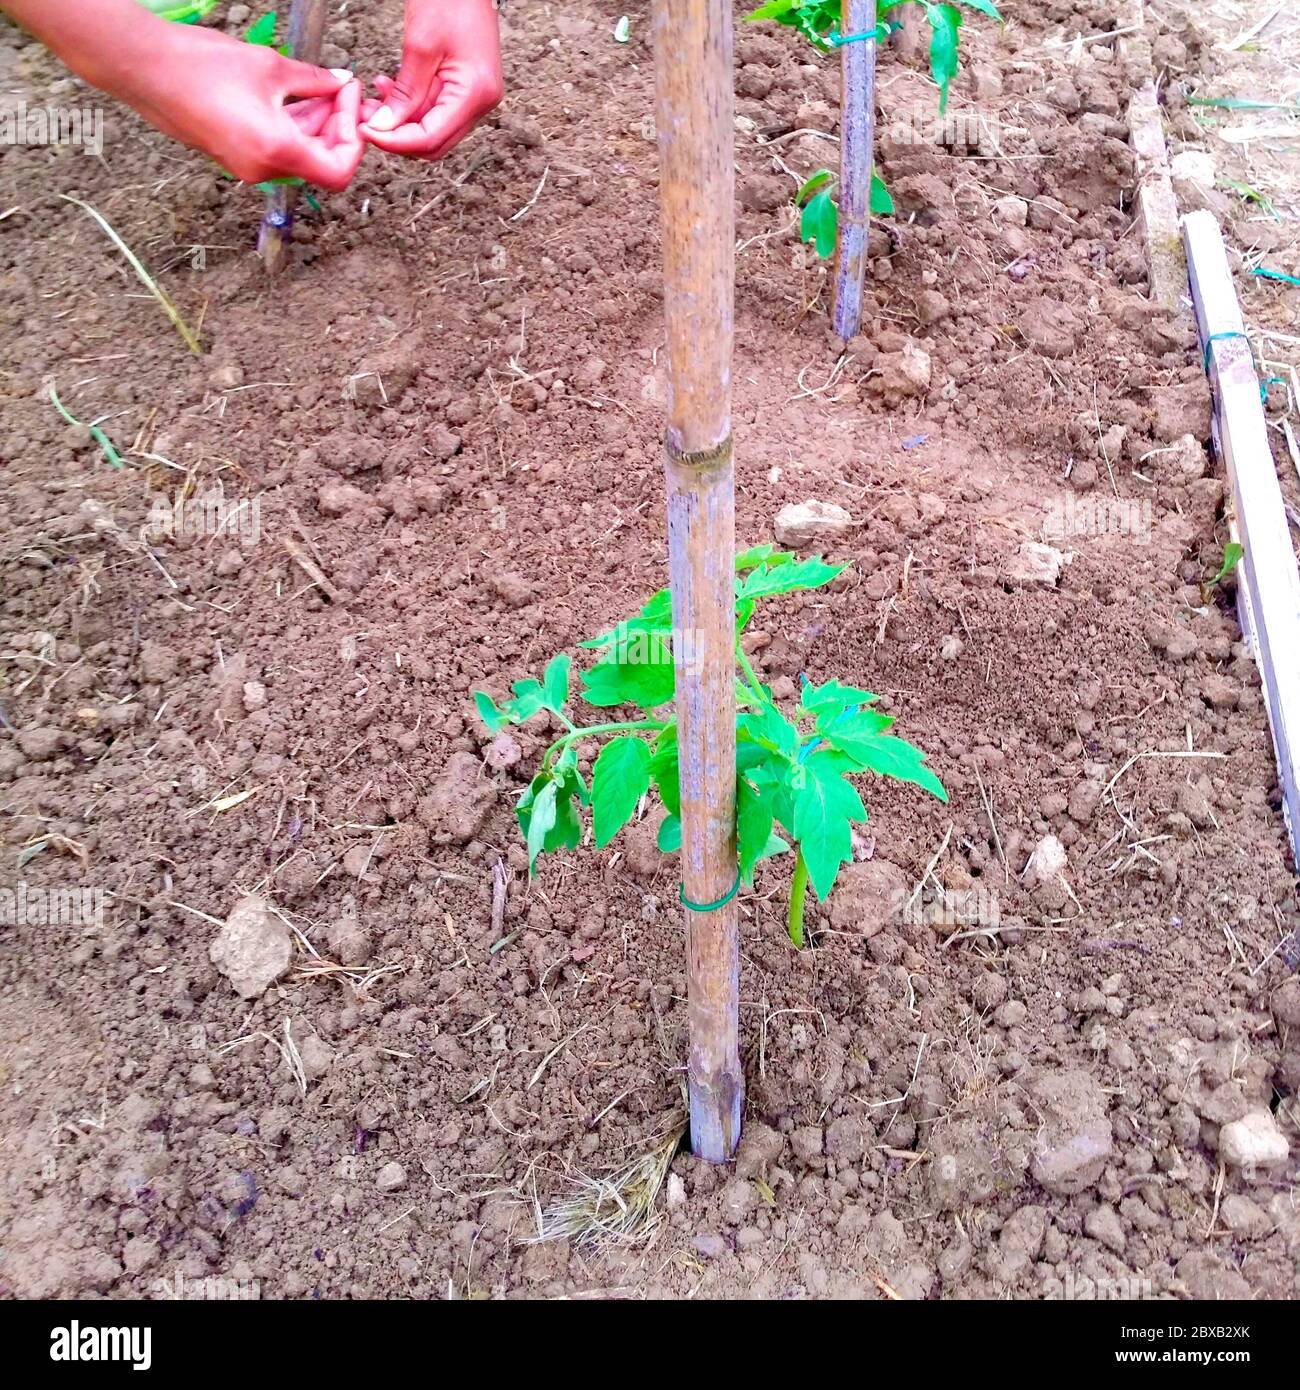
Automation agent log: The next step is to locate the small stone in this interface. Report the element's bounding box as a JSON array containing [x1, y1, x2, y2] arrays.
[[15, 728, 66, 761], [993, 195, 1029, 226], [666, 1173, 687, 1209], [916, 289, 950, 324], [215, 550, 245, 578], [939, 634, 963, 661], [1084, 1203, 1126, 1253], [209, 362, 244, 390], [298, 1034, 333, 1079], [1271, 977, 1300, 1027], [1005, 541, 1065, 587], [241, 680, 267, 713], [692, 1233, 728, 1260], [1219, 1110, 1289, 1173], [774, 499, 854, 548], [1068, 780, 1102, 824], [318, 482, 367, 517], [375, 1161, 408, 1192], [1028, 1071, 1113, 1196], [1218, 1194, 1270, 1238], [828, 858, 909, 934], [210, 894, 292, 999]]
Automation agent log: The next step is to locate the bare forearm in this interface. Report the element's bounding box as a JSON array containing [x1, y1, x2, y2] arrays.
[[0, 0, 173, 106]]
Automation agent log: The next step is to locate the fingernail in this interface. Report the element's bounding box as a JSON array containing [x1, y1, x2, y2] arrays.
[[367, 105, 396, 131], [329, 68, 353, 82]]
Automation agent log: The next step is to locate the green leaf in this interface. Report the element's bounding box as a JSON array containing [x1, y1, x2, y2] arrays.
[[736, 544, 794, 572], [591, 737, 652, 847], [1210, 541, 1244, 588], [847, 732, 948, 802], [924, 2, 963, 114], [543, 653, 571, 713], [817, 705, 897, 760], [738, 779, 776, 885], [737, 555, 846, 602], [796, 169, 835, 206], [581, 652, 676, 711], [657, 814, 682, 853], [649, 722, 681, 817], [506, 677, 547, 723], [474, 690, 509, 735], [956, 0, 1002, 20], [870, 170, 894, 216], [800, 189, 838, 260], [792, 749, 867, 900], [525, 780, 558, 873], [798, 677, 881, 718], [755, 831, 791, 867], [738, 703, 800, 761], [744, 0, 799, 19], [245, 11, 278, 45]]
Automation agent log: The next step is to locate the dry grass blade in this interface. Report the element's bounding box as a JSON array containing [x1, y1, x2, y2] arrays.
[[528, 1123, 685, 1246], [60, 194, 201, 354]]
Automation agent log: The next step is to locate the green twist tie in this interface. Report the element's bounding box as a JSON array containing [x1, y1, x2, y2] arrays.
[[827, 21, 897, 46], [1203, 329, 1249, 374], [679, 873, 742, 913]]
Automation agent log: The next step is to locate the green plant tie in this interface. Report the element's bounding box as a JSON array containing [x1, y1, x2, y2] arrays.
[[827, 22, 896, 46], [679, 872, 742, 913], [1252, 267, 1300, 287], [1202, 330, 1249, 374]]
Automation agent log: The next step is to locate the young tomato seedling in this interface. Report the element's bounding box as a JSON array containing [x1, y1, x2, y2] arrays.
[[474, 547, 947, 947]]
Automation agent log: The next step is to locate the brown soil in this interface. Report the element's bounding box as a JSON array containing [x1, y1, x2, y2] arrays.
[[2, 0, 1298, 1302]]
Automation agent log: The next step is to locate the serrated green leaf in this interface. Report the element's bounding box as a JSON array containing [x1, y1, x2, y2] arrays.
[[817, 705, 897, 761], [796, 169, 835, 206], [737, 555, 846, 602], [738, 703, 800, 761], [736, 544, 794, 572], [581, 652, 676, 710], [592, 737, 652, 847], [792, 749, 867, 900], [507, 677, 547, 723], [657, 814, 682, 853], [800, 189, 838, 260], [650, 722, 680, 817], [848, 732, 948, 802], [924, 2, 962, 114], [744, 0, 799, 19], [737, 779, 775, 885], [543, 653, 571, 712], [525, 780, 558, 873], [870, 170, 894, 216], [245, 11, 278, 45], [799, 677, 881, 717]]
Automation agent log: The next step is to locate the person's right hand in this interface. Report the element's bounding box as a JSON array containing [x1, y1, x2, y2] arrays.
[[120, 22, 365, 190]]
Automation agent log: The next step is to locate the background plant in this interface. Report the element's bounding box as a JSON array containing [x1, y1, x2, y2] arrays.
[[474, 547, 946, 947]]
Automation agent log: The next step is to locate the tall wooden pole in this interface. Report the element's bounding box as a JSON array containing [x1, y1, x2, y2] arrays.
[[261, 0, 328, 273], [831, 0, 878, 341], [652, 0, 742, 1162]]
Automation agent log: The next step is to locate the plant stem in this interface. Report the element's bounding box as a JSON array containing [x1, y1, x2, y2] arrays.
[[541, 719, 665, 770], [787, 845, 809, 948], [734, 642, 769, 705]]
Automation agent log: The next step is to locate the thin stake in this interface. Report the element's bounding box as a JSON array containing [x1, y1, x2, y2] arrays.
[[653, 0, 742, 1163], [261, 0, 328, 274], [832, 0, 878, 341]]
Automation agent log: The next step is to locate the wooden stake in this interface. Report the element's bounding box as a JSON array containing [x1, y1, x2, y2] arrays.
[[260, 0, 328, 274], [1184, 210, 1300, 864], [832, 0, 878, 342], [652, 0, 742, 1162]]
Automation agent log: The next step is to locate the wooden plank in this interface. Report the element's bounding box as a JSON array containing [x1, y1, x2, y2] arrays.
[[1184, 209, 1300, 863], [1129, 81, 1186, 313]]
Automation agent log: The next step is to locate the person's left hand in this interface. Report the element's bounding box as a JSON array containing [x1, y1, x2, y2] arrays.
[[360, 0, 503, 161]]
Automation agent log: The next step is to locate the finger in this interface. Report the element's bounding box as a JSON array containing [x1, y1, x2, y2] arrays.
[[359, 97, 384, 122], [272, 120, 364, 191], [363, 48, 437, 132], [287, 96, 335, 138], [324, 79, 363, 149], [361, 89, 471, 158], [276, 57, 354, 101]]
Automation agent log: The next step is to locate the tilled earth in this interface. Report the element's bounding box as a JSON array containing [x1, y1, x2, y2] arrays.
[[1, 0, 1298, 1300]]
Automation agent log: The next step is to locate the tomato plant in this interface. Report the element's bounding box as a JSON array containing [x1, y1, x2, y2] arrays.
[[474, 547, 946, 947]]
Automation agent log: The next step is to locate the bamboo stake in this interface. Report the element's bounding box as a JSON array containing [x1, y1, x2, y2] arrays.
[[832, 0, 878, 341], [260, 0, 328, 274], [652, 0, 742, 1162]]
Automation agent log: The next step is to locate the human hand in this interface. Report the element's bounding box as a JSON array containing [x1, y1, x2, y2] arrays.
[[126, 22, 365, 190], [360, 0, 504, 161]]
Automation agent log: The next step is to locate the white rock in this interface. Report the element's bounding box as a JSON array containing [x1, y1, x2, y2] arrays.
[[774, 499, 854, 548], [1219, 1110, 1289, 1173], [209, 894, 292, 999], [1005, 541, 1065, 587], [666, 1172, 687, 1209], [993, 195, 1029, 226], [1027, 834, 1068, 882], [375, 1161, 408, 1192]]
